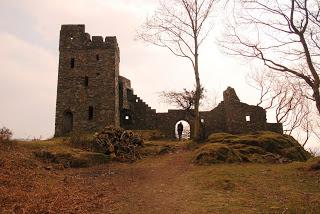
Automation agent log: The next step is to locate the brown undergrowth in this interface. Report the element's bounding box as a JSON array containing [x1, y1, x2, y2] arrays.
[[0, 139, 320, 213]]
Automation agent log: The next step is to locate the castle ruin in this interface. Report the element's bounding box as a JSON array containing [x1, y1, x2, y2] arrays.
[[55, 25, 283, 138]]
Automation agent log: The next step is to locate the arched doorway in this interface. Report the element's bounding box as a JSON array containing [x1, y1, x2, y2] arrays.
[[175, 120, 191, 140], [63, 111, 73, 134]]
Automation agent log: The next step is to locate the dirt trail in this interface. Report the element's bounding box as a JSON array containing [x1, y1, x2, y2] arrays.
[[111, 150, 196, 213]]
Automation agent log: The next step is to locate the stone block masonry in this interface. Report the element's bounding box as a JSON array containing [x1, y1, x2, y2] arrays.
[[55, 25, 120, 136], [55, 25, 282, 138]]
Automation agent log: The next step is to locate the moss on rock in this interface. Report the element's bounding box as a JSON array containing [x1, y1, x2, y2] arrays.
[[193, 131, 311, 164]]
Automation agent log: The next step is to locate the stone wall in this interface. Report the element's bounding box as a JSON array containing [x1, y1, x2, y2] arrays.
[[55, 25, 120, 136], [119, 86, 157, 130]]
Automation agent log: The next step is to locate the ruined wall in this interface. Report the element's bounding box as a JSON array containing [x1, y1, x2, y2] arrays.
[[266, 123, 283, 133], [54, 25, 282, 137], [201, 102, 226, 138], [55, 25, 120, 136], [156, 110, 195, 138], [117, 86, 282, 138], [119, 84, 157, 130], [222, 87, 267, 134]]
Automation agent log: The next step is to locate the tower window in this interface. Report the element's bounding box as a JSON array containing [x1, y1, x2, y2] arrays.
[[96, 54, 100, 61], [84, 76, 89, 87], [70, 58, 75, 68], [246, 116, 251, 122], [88, 106, 94, 120]]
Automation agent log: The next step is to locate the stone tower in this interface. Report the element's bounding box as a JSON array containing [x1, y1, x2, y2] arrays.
[[54, 25, 120, 136]]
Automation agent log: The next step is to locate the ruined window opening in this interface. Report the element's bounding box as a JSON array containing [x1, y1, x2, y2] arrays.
[[201, 118, 205, 123], [246, 116, 251, 122], [70, 36, 74, 40], [96, 54, 100, 61], [123, 114, 133, 125], [70, 58, 75, 68], [88, 106, 94, 120], [84, 76, 89, 87], [135, 99, 139, 103]]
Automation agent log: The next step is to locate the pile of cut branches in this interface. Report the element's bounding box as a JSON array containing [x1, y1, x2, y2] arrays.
[[94, 126, 143, 162]]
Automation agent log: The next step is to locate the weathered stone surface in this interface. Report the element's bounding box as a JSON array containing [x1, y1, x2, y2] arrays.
[[55, 24, 283, 138], [55, 25, 120, 136]]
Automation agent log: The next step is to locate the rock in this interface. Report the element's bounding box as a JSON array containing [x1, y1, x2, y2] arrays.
[[44, 165, 53, 170], [193, 131, 311, 164]]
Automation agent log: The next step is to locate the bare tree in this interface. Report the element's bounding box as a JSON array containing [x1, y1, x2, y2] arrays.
[[137, 0, 216, 141], [222, 0, 320, 116], [159, 87, 206, 116], [248, 70, 313, 146]]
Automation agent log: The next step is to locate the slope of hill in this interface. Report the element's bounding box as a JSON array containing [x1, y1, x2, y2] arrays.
[[0, 137, 319, 213]]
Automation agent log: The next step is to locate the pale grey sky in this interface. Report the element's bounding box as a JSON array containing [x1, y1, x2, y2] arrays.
[[0, 0, 289, 144]]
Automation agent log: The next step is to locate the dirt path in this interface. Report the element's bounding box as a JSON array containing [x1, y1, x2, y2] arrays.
[[68, 149, 198, 213], [111, 150, 196, 213]]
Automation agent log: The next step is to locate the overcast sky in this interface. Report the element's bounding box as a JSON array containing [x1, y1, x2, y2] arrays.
[[0, 0, 288, 141]]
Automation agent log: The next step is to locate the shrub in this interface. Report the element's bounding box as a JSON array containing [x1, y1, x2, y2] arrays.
[[0, 127, 13, 142]]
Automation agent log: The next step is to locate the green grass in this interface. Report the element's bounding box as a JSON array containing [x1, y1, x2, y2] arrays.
[[18, 138, 110, 168], [188, 162, 320, 213], [140, 140, 190, 156]]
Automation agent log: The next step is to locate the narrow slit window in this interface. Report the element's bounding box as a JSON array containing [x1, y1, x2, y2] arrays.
[[246, 116, 251, 122], [125, 115, 130, 120], [88, 106, 94, 120], [96, 54, 100, 61], [135, 99, 139, 103], [84, 76, 89, 87], [70, 58, 75, 69]]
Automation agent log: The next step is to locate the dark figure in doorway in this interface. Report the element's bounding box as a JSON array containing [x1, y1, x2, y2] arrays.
[[177, 122, 183, 141]]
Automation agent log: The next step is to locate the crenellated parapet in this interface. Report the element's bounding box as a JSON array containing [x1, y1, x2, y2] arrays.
[[59, 25, 119, 52]]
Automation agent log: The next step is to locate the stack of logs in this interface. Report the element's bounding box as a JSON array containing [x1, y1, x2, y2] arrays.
[[94, 126, 144, 162]]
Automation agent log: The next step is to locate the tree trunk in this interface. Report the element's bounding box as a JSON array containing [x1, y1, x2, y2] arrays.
[[313, 87, 320, 115], [193, 52, 201, 142]]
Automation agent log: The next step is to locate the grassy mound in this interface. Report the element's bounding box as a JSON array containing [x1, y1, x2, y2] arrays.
[[33, 150, 110, 168], [193, 131, 311, 164], [302, 157, 320, 171], [192, 143, 243, 164]]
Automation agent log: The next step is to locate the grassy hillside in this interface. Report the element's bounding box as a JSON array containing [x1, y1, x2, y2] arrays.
[[0, 136, 319, 213]]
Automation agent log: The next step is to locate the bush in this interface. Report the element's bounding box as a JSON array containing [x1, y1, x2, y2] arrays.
[[0, 127, 13, 142]]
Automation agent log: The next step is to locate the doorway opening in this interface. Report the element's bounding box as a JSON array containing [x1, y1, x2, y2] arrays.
[[175, 120, 191, 140], [63, 111, 73, 134]]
